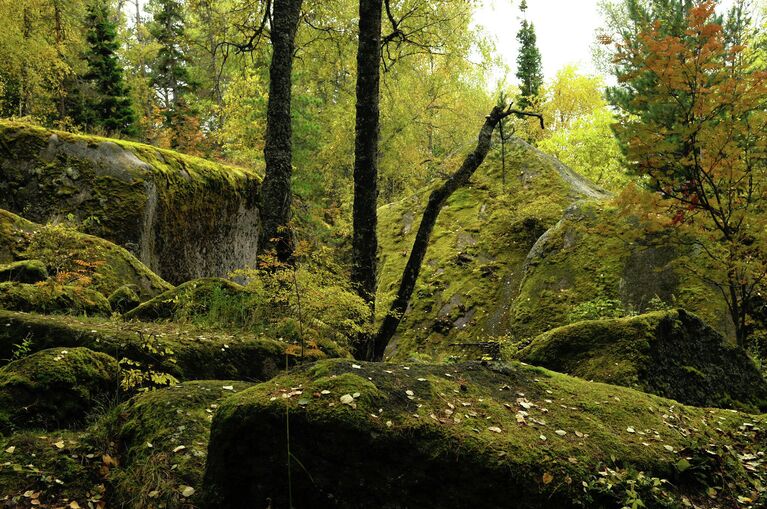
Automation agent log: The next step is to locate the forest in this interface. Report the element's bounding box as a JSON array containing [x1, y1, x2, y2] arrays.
[[0, 0, 767, 507]]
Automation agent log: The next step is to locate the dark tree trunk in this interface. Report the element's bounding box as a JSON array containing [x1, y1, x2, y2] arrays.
[[259, 0, 303, 263], [351, 0, 383, 360], [373, 106, 514, 360]]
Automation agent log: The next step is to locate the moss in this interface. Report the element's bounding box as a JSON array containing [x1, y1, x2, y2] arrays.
[[124, 278, 250, 322], [376, 137, 597, 361], [0, 347, 119, 432], [0, 309, 327, 382], [0, 281, 112, 316], [204, 358, 767, 508], [0, 208, 172, 300], [0, 259, 48, 283], [0, 121, 263, 284], [0, 429, 109, 507], [510, 310, 767, 411], [510, 201, 732, 342], [104, 380, 252, 508], [108, 284, 141, 314]]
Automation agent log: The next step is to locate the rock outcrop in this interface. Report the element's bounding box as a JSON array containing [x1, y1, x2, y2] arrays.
[[511, 309, 767, 411], [203, 358, 767, 508], [0, 122, 262, 284]]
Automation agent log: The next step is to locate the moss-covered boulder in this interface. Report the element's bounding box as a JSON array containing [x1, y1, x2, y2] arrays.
[[204, 359, 767, 508], [0, 208, 171, 301], [108, 284, 141, 314], [0, 259, 47, 283], [0, 282, 111, 316], [0, 122, 262, 284], [124, 278, 249, 322], [105, 381, 252, 508], [0, 347, 119, 432], [510, 310, 767, 411], [0, 310, 336, 381], [510, 201, 732, 342], [376, 138, 609, 361]]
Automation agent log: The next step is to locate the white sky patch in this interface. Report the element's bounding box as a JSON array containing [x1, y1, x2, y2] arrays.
[[473, 0, 749, 89]]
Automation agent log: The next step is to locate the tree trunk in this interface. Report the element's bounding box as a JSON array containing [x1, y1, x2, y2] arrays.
[[259, 0, 303, 263], [373, 105, 513, 360], [351, 0, 383, 360]]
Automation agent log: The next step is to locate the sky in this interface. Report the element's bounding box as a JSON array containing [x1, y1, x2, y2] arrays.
[[473, 0, 605, 82], [472, 0, 750, 87]]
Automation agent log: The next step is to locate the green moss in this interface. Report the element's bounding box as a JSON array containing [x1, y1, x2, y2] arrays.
[[376, 137, 602, 361], [0, 121, 263, 284], [0, 347, 119, 432], [0, 208, 171, 300], [0, 259, 48, 283], [108, 284, 141, 314], [204, 358, 767, 508], [510, 310, 767, 411], [105, 380, 252, 508], [0, 309, 321, 382], [0, 281, 112, 316], [124, 278, 249, 323]]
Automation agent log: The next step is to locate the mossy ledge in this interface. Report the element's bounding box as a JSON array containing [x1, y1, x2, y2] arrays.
[[203, 359, 767, 508], [0, 121, 262, 284], [510, 309, 767, 412]]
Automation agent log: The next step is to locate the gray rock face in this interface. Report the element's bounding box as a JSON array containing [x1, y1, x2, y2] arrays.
[[0, 122, 262, 284]]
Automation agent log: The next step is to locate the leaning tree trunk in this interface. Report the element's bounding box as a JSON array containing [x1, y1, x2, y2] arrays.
[[373, 105, 516, 360], [259, 0, 303, 263], [351, 0, 383, 360]]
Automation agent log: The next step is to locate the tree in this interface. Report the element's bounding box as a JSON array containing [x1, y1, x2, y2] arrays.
[[148, 0, 196, 147], [515, 0, 543, 109], [259, 0, 304, 263], [82, 0, 136, 135], [612, 0, 767, 347], [350, 0, 383, 360]]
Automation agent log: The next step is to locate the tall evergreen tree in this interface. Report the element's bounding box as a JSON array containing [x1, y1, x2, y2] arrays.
[[515, 0, 543, 109], [82, 0, 136, 135], [148, 0, 195, 145]]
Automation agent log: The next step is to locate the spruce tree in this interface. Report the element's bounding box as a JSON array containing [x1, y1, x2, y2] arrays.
[[83, 0, 136, 135], [515, 0, 543, 109], [148, 0, 195, 145]]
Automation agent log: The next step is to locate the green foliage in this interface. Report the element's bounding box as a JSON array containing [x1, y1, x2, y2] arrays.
[[81, 0, 136, 136], [118, 333, 179, 393], [568, 297, 625, 322], [515, 3, 543, 109]]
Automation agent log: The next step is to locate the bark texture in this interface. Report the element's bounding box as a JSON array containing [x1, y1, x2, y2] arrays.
[[373, 106, 514, 360], [259, 0, 303, 263], [351, 0, 383, 359]]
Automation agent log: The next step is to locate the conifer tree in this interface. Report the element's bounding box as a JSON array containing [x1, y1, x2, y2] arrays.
[[82, 0, 136, 135], [515, 0, 543, 109], [148, 0, 195, 146]]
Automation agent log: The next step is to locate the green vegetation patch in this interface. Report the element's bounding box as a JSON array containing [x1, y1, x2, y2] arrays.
[[204, 358, 767, 508], [0, 347, 119, 433], [376, 137, 604, 361], [0, 208, 171, 301], [510, 310, 767, 411], [0, 281, 112, 316]]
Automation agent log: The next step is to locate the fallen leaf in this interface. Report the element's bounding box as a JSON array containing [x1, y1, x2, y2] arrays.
[[222, 385, 234, 391], [555, 429, 567, 436], [4, 446, 14, 454], [487, 426, 502, 433], [53, 440, 65, 449], [173, 445, 186, 453], [180, 485, 195, 498], [542, 472, 554, 485]]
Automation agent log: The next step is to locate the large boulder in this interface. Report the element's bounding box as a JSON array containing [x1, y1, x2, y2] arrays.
[[377, 138, 736, 361], [0, 121, 262, 284], [0, 347, 119, 432], [0, 208, 171, 301], [0, 259, 47, 283], [376, 138, 609, 361], [203, 359, 767, 508], [510, 309, 767, 411], [107, 381, 252, 508]]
